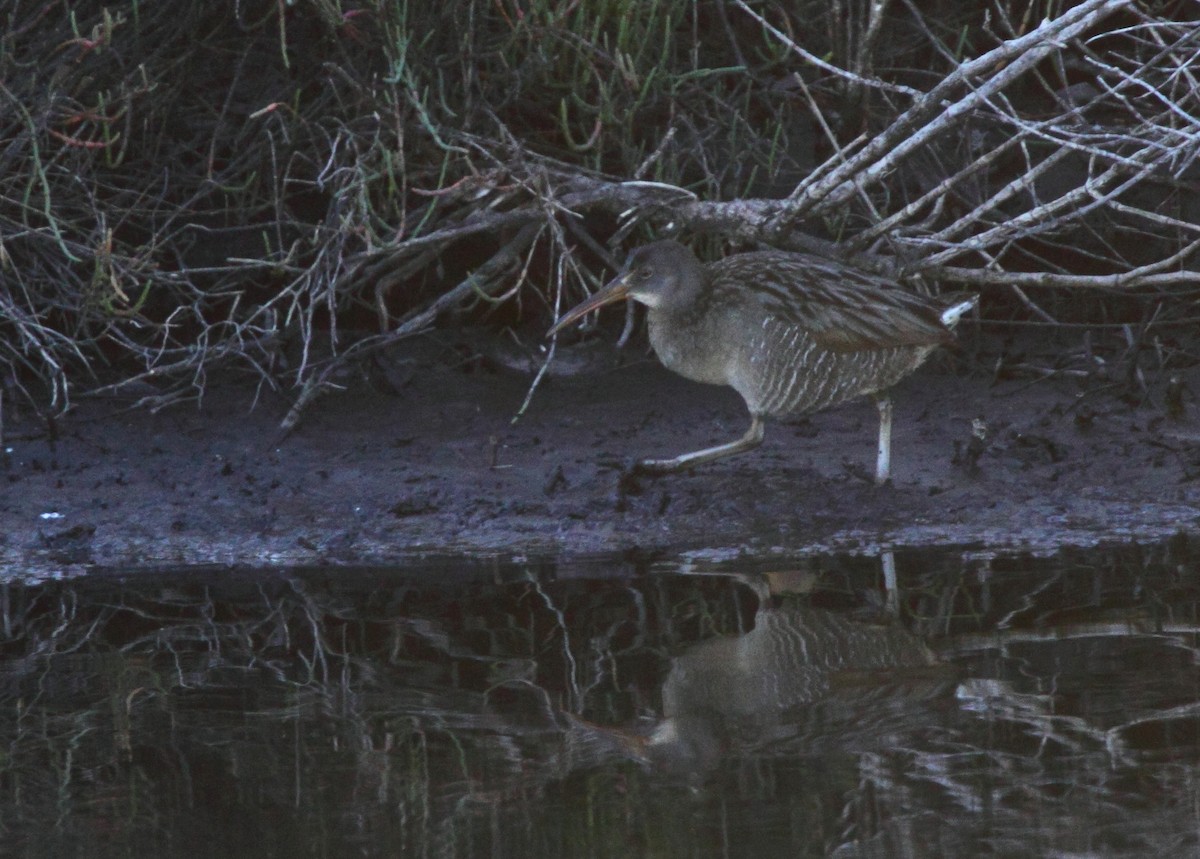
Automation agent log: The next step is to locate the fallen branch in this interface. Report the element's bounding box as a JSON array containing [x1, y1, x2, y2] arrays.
[[774, 0, 1134, 222], [280, 220, 547, 432]]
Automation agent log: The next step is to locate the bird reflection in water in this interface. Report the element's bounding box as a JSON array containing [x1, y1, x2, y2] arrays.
[[640, 571, 960, 775]]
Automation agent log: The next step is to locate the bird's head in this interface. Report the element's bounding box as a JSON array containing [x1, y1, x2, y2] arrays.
[[548, 240, 704, 336]]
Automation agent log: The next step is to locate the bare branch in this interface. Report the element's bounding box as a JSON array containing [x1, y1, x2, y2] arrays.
[[777, 0, 1133, 221], [731, 0, 922, 99]]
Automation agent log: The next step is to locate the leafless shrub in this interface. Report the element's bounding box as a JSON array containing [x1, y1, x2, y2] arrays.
[[1, 1, 1196, 421]]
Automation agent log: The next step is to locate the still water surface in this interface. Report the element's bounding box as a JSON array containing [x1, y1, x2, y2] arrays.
[[3, 537, 1200, 857]]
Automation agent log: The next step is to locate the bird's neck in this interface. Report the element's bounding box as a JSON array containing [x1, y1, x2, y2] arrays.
[[645, 272, 732, 387], [653, 265, 712, 325]]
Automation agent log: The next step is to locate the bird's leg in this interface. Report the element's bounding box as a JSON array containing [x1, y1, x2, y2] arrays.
[[874, 394, 893, 485], [634, 414, 765, 475]]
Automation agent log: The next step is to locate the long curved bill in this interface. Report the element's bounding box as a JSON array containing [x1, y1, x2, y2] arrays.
[[546, 274, 632, 337]]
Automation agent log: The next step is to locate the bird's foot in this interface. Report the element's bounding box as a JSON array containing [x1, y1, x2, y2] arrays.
[[614, 464, 676, 516], [616, 465, 642, 492], [612, 460, 650, 510], [618, 457, 678, 497], [629, 457, 685, 476], [842, 460, 888, 485]]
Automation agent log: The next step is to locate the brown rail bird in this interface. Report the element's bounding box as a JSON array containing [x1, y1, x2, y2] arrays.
[[548, 240, 976, 482]]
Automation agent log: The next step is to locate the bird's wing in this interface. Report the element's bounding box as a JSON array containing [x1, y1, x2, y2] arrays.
[[712, 252, 955, 352]]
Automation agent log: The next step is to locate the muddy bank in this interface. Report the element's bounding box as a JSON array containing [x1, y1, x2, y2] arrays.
[[3, 332, 1199, 575]]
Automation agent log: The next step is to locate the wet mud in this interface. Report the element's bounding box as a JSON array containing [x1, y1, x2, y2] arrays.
[[3, 332, 1199, 574]]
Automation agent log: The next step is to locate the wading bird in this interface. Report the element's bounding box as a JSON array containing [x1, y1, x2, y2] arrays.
[[548, 240, 976, 482]]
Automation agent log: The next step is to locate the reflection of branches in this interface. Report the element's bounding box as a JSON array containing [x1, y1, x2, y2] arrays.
[[0, 569, 757, 853], [5, 543, 1200, 854]]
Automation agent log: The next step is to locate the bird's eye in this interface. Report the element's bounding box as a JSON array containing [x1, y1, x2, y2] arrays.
[[635, 268, 651, 281]]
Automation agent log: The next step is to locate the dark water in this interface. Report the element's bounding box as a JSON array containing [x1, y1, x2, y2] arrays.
[[3, 536, 1200, 857]]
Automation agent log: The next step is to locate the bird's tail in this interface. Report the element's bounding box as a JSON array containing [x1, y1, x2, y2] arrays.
[[939, 294, 979, 329]]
